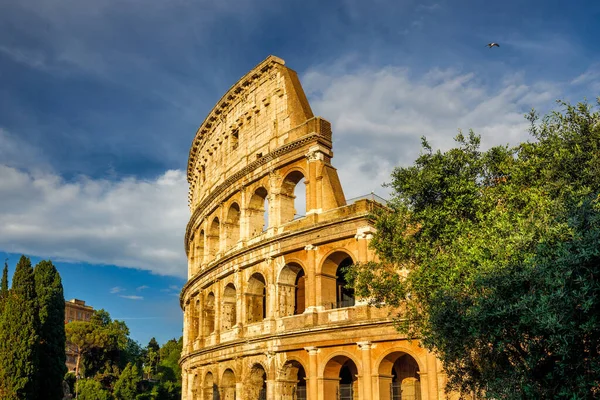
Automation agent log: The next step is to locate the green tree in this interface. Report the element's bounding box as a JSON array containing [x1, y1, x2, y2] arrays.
[[76, 378, 112, 400], [85, 309, 130, 376], [157, 337, 182, 384], [143, 337, 160, 379], [34, 260, 67, 400], [0, 260, 8, 303], [0, 255, 40, 399], [113, 362, 141, 400], [347, 100, 600, 399], [65, 320, 108, 378]]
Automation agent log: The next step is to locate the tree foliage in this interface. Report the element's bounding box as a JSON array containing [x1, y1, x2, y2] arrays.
[[65, 308, 130, 379], [347, 100, 600, 399], [0, 255, 40, 399], [113, 362, 141, 400], [76, 378, 112, 400], [34, 260, 67, 400], [0, 260, 8, 303]]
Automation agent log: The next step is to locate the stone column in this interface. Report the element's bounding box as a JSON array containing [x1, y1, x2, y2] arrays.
[[197, 293, 205, 344], [306, 146, 326, 214], [214, 281, 221, 344], [183, 302, 190, 353], [305, 346, 319, 400], [354, 227, 374, 263], [240, 186, 249, 240], [234, 266, 243, 333], [358, 341, 373, 399], [202, 220, 208, 265], [303, 244, 318, 312], [426, 352, 439, 400]]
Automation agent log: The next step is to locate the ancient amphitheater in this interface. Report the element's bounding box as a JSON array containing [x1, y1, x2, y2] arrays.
[[180, 56, 448, 400]]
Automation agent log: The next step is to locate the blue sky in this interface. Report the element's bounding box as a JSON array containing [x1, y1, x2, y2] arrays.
[[1, 0, 599, 346]]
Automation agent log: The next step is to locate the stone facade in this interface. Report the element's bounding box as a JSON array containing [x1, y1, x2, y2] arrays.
[[180, 56, 449, 400]]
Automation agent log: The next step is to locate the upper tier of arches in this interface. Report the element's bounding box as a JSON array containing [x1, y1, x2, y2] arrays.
[[186, 55, 323, 211]]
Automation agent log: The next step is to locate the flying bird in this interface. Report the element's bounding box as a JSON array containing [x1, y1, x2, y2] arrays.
[[486, 42, 500, 48]]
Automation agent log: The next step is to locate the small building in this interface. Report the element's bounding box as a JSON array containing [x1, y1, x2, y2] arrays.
[[65, 299, 94, 371]]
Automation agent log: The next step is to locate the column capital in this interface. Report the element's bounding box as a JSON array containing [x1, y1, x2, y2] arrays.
[[304, 244, 318, 251], [354, 226, 376, 240], [357, 341, 372, 350], [306, 145, 326, 162], [304, 346, 320, 355]]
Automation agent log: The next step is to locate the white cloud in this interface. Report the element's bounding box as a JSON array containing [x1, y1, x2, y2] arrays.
[[571, 64, 600, 92], [303, 64, 559, 199], [119, 295, 144, 300], [0, 163, 189, 277], [136, 285, 150, 291], [110, 286, 125, 294]]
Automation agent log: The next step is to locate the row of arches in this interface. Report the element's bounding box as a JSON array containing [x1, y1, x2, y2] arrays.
[[190, 351, 421, 400], [189, 170, 307, 271], [187, 252, 356, 341]]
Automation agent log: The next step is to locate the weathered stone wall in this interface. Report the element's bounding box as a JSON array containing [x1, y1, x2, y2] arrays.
[[180, 56, 450, 399]]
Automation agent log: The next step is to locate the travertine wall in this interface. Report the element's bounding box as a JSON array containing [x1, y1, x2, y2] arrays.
[[180, 56, 450, 400]]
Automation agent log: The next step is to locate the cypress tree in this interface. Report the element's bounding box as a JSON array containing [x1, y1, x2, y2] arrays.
[[0, 255, 39, 399], [34, 260, 67, 400], [1, 260, 8, 299]]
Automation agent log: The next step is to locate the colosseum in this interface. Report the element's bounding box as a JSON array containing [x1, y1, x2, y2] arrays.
[[180, 55, 449, 400]]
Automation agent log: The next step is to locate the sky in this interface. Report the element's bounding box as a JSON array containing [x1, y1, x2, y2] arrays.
[[1, 0, 599, 346]]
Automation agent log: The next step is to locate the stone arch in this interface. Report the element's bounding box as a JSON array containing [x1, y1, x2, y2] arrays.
[[320, 251, 356, 309], [203, 371, 217, 400], [226, 202, 241, 249], [279, 169, 306, 223], [247, 273, 267, 323], [221, 283, 237, 331], [248, 187, 269, 236], [277, 262, 306, 316], [246, 363, 267, 400], [377, 351, 422, 400], [279, 360, 307, 400], [204, 292, 216, 335], [207, 217, 221, 260], [323, 354, 360, 400], [221, 369, 236, 400]]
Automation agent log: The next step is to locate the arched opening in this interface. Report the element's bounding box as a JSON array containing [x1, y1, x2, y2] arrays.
[[203, 372, 217, 400], [204, 292, 215, 335], [336, 257, 355, 308], [280, 170, 306, 223], [280, 360, 307, 400], [248, 364, 267, 400], [323, 356, 359, 400], [222, 283, 237, 331], [378, 352, 421, 400], [277, 263, 306, 316], [247, 273, 267, 323], [249, 187, 268, 236], [321, 252, 355, 309], [226, 203, 241, 249], [190, 372, 199, 399], [195, 229, 205, 270], [207, 218, 220, 260], [221, 369, 236, 400]]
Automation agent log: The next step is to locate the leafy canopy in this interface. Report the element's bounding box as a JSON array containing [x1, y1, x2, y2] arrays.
[[347, 100, 600, 399]]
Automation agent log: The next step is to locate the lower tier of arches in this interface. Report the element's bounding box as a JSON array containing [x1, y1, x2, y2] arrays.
[[181, 337, 453, 400]]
